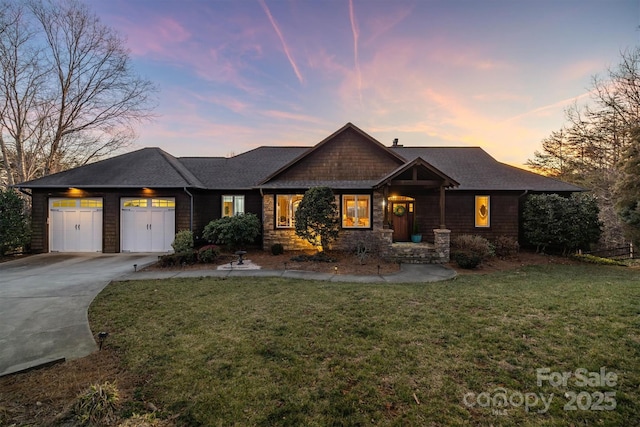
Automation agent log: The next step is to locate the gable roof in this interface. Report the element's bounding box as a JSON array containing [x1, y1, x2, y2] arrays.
[[259, 122, 406, 185], [18, 147, 206, 188], [375, 156, 460, 189], [392, 147, 583, 192]]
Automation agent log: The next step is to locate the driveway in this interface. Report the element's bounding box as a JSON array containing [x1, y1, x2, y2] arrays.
[[0, 253, 158, 376]]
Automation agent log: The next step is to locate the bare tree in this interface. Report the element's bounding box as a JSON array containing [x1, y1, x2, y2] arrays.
[[0, 0, 156, 184], [527, 48, 640, 248]]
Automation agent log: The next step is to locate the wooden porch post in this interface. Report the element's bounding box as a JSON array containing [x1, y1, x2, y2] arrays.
[[439, 185, 446, 229], [383, 185, 389, 226]]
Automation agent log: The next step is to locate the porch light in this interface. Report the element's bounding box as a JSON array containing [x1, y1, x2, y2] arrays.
[[67, 187, 83, 196]]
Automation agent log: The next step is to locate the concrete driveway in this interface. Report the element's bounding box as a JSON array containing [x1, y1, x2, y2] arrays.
[[0, 253, 158, 376]]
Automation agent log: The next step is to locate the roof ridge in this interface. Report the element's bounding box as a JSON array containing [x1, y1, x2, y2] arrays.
[[156, 148, 206, 188]]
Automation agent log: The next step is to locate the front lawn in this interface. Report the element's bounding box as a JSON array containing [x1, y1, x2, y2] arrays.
[[90, 264, 640, 426]]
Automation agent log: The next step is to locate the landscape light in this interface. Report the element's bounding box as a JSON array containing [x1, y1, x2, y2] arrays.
[[97, 331, 109, 350]]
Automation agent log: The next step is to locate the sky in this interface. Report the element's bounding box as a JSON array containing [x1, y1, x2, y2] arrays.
[[86, 0, 639, 167]]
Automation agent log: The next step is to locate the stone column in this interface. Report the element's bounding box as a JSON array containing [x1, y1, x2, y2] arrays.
[[433, 229, 451, 263], [379, 229, 394, 258]]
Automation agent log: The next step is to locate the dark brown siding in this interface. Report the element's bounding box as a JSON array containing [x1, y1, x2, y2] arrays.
[[191, 190, 263, 243], [445, 191, 520, 240], [412, 190, 521, 242], [275, 127, 401, 182], [30, 191, 48, 253]]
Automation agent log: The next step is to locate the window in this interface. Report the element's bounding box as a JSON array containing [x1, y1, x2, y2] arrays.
[[123, 199, 148, 208], [475, 195, 490, 227], [342, 195, 371, 228], [222, 195, 244, 217], [152, 198, 175, 208], [80, 199, 103, 208], [52, 199, 77, 208], [276, 194, 303, 228]]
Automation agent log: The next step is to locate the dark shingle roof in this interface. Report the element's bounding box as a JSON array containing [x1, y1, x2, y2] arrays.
[[18, 148, 206, 188], [17, 143, 582, 193], [258, 180, 379, 190], [179, 146, 309, 189], [391, 147, 583, 192]]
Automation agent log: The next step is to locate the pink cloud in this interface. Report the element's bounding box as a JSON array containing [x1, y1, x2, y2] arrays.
[[261, 110, 327, 125], [115, 16, 191, 56], [559, 60, 603, 82]]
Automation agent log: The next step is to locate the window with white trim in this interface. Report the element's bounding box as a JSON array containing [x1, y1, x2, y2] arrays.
[[222, 195, 244, 217], [475, 195, 490, 227], [276, 194, 303, 228], [342, 195, 371, 228]]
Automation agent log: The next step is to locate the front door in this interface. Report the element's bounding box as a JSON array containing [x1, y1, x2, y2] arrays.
[[391, 202, 410, 241]]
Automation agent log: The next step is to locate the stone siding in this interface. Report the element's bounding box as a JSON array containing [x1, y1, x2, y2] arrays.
[[262, 191, 393, 256]]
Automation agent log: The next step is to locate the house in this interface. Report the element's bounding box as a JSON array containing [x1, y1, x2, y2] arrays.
[[17, 123, 582, 262]]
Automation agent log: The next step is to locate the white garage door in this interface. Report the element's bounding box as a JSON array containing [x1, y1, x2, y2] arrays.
[[121, 198, 175, 252], [49, 198, 103, 252]]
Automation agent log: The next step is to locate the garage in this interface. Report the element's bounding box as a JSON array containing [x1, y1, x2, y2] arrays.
[[49, 198, 103, 252], [121, 197, 176, 252]]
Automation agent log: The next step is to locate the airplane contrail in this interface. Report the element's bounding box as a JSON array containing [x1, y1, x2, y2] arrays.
[[258, 0, 304, 84], [349, 0, 363, 106]]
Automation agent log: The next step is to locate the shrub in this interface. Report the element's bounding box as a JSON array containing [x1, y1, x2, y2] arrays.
[[198, 244, 221, 263], [171, 230, 194, 254], [271, 243, 284, 255], [452, 234, 494, 260], [203, 213, 261, 250], [350, 235, 379, 265], [73, 381, 120, 426], [493, 235, 520, 258], [451, 251, 482, 269], [523, 193, 602, 253], [158, 252, 196, 267], [0, 188, 30, 255], [570, 253, 627, 266]]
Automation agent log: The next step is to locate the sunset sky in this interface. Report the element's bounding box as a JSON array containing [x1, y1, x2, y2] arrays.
[[86, 0, 638, 166]]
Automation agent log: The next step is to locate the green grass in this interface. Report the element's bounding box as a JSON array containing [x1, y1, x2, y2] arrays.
[[90, 264, 640, 426]]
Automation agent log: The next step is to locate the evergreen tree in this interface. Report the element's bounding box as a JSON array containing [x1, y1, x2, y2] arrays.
[[294, 187, 339, 252]]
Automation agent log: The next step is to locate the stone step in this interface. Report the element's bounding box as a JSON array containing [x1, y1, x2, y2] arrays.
[[390, 242, 441, 264]]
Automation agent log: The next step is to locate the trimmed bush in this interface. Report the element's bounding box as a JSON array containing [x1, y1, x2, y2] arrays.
[[451, 251, 482, 269], [198, 244, 221, 263], [493, 235, 520, 258], [271, 243, 284, 255], [158, 252, 196, 267], [523, 193, 602, 253], [451, 234, 494, 269], [203, 213, 261, 250], [452, 234, 494, 260], [171, 230, 194, 254]]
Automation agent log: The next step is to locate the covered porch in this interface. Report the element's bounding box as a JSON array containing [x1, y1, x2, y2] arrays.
[[373, 157, 459, 263]]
